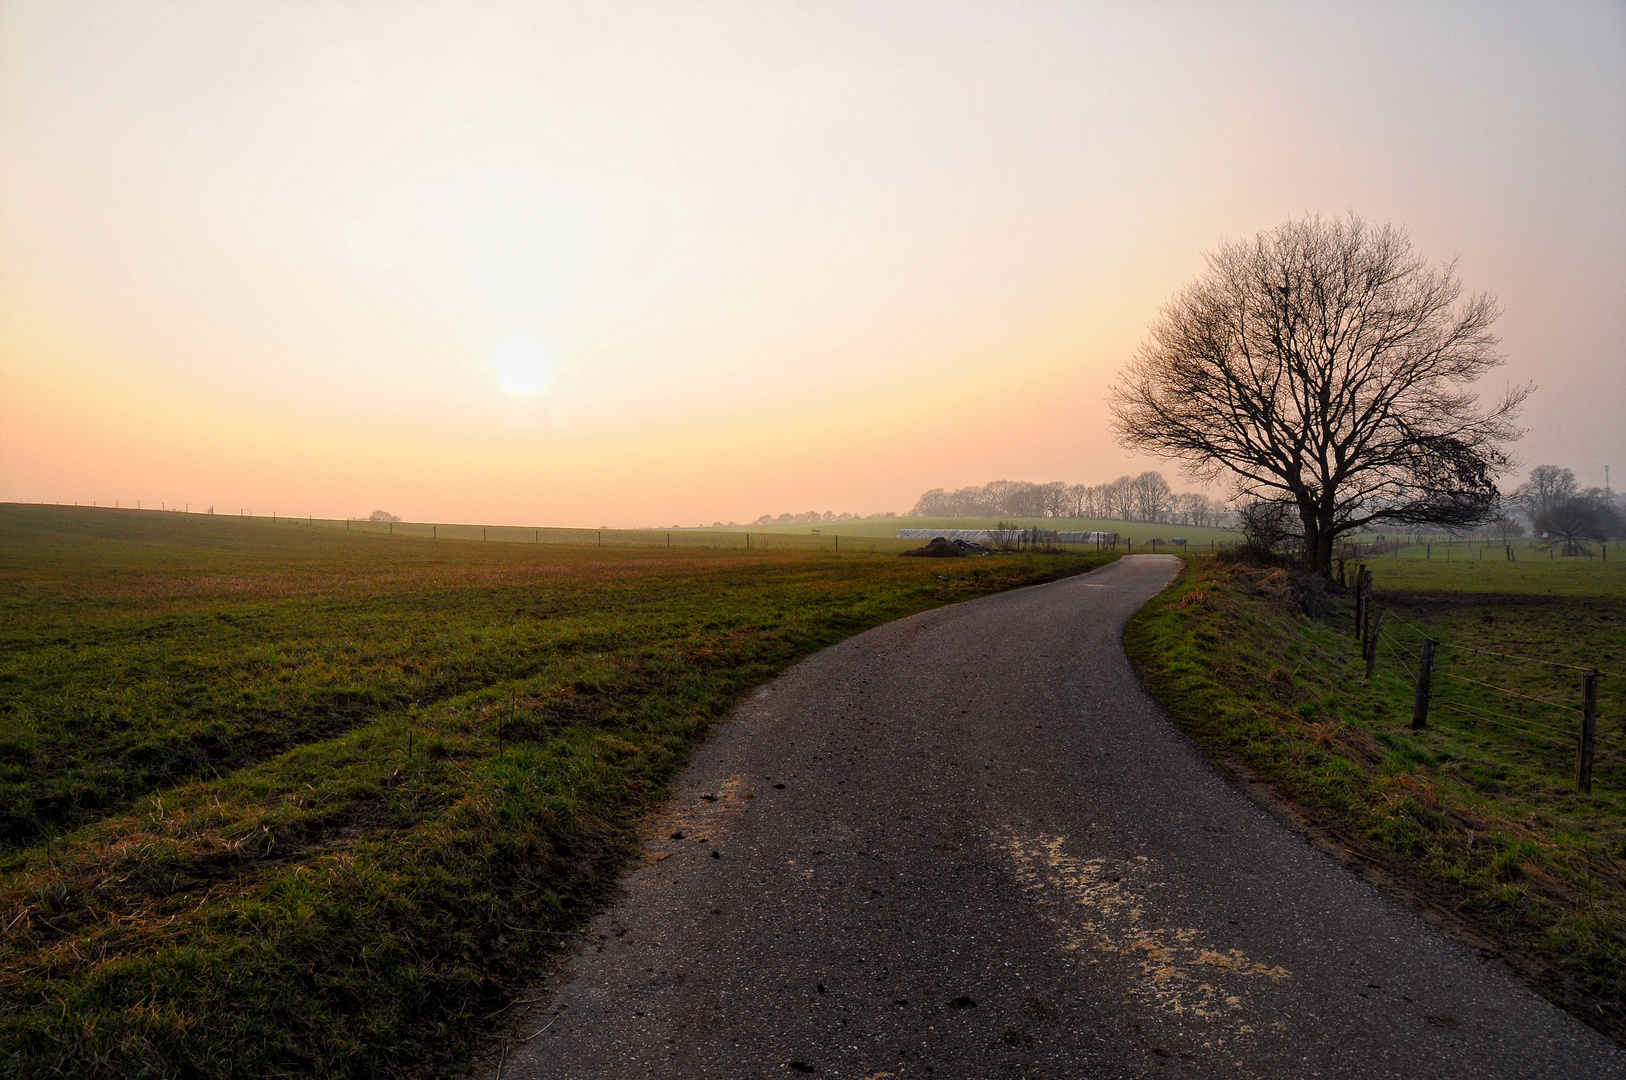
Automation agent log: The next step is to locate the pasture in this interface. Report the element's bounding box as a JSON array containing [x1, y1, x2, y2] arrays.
[[732, 514, 1242, 547], [0, 504, 1115, 1078], [163, 508, 1244, 553], [1357, 540, 1626, 599], [1127, 549, 1626, 1042]]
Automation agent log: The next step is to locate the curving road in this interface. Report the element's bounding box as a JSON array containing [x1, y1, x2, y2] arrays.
[[493, 555, 1622, 1079]]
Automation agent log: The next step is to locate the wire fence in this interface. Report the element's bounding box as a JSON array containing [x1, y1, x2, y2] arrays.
[[1339, 534, 1615, 564], [1353, 574, 1616, 792], [114, 508, 1212, 557], [244, 515, 928, 553]]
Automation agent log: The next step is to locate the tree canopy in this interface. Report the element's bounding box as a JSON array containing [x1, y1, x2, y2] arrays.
[[1111, 213, 1528, 572]]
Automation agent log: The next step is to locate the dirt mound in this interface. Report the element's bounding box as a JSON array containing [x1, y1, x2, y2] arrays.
[[899, 536, 980, 558]]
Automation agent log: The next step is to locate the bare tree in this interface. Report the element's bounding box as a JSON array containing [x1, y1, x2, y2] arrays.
[[1111, 213, 1528, 574], [1593, 489, 1626, 539], [1170, 491, 1219, 526], [1075, 485, 1097, 519], [1238, 500, 1296, 560], [911, 472, 1199, 525], [1039, 482, 1071, 519], [1534, 495, 1612, 555], [1510, 465, 1578, 524], [1132, 471, 1173, 523], [1102, 476, 1137, 521], [1187, 493, 1226, 527]]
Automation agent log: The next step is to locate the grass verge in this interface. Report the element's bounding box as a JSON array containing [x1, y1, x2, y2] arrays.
[[1125, 555, 1626, 1044], [0, 504, 1117, 1078]]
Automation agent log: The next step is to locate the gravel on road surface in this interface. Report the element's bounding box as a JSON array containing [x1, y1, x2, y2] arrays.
[[492, 554, 1623, 1079]]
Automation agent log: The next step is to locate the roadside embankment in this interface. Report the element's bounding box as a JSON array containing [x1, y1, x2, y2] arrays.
[[1125, 555, 1626, 1044]]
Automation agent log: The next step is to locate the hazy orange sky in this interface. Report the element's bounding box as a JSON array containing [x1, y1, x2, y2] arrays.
[[3, 2, 1622, 527]]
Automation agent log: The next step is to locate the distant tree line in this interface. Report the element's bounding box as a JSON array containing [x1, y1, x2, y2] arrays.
[[1505, 465, 1623, 555], [1334, 464, 1621, 557], [910, 473, 1230, 526], [749, 510, 898, 527]]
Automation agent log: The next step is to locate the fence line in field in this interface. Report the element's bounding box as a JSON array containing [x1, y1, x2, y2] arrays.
[[242, 512, 1192, 556], [1374, 637, 1579, 744], [223, 513, 923, 554], [1431, 700, 1575, 749], [1353, 568, 1612, 791]]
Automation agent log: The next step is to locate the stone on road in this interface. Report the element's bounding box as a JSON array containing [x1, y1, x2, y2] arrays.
[[494, 554, 1622, 1079]]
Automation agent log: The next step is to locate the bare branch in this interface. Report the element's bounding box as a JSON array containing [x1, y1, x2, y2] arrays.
[[1110, 212, 1528, 573]]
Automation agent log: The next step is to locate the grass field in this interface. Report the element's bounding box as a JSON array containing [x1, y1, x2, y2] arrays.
[[0, 504, 1117, 1079], [1126, 553, 1626, 1043], [45, 510, 926, 554], [1360, 544, 1626, 599], [726, 515, 1242, 547], [114, 507, 1242, 553], [96, 508, 1242, 554]]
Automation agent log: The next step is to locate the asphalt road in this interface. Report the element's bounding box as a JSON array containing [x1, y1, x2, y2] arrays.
[[493, 554, 1623, 1079]]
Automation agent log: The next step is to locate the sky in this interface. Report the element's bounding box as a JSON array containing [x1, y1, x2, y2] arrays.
[[2, 1, 1622, 527]]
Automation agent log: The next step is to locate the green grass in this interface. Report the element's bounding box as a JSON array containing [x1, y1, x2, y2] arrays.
[[72, 505, 1241, 552], [727, 514, 1241, 546], [1357, 544, 1626, 599], [1126, 555, 1626, 1043], [54, 510, 921, 553], [0, 504, 1118, 1078]]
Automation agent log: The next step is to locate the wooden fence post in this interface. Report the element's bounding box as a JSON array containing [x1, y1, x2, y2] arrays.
[[1352, 572, 1365, 640], [1365, 607, 1385, 681], [1354, 563, 1368, 639], [1577, 671, 1599, 793], [1412, 637, 1436, 730]]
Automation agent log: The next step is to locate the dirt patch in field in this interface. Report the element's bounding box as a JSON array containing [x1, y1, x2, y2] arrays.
[[899, 538, 967, 558]]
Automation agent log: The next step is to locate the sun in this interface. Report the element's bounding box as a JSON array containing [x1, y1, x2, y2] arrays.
[[492, 337, 550, 396]]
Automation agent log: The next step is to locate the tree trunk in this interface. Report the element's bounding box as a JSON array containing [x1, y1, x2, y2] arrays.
[[1315, 531, 1336, 575], [1300, 504, 1336, 575]]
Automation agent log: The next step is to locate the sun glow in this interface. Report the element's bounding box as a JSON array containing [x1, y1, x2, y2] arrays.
[[492, 337, 550, 397], [1, 4, 1620, 525]]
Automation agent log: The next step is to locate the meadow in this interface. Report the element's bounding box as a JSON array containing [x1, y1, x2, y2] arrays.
[[117, 508, 1244, 554], [64, 511, 925, 554], [1127, 549, 1626, 1043], [725, 514, 1242, 548], [0, 504, 1116, 1079], [1359, 540, 1626, 599]]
